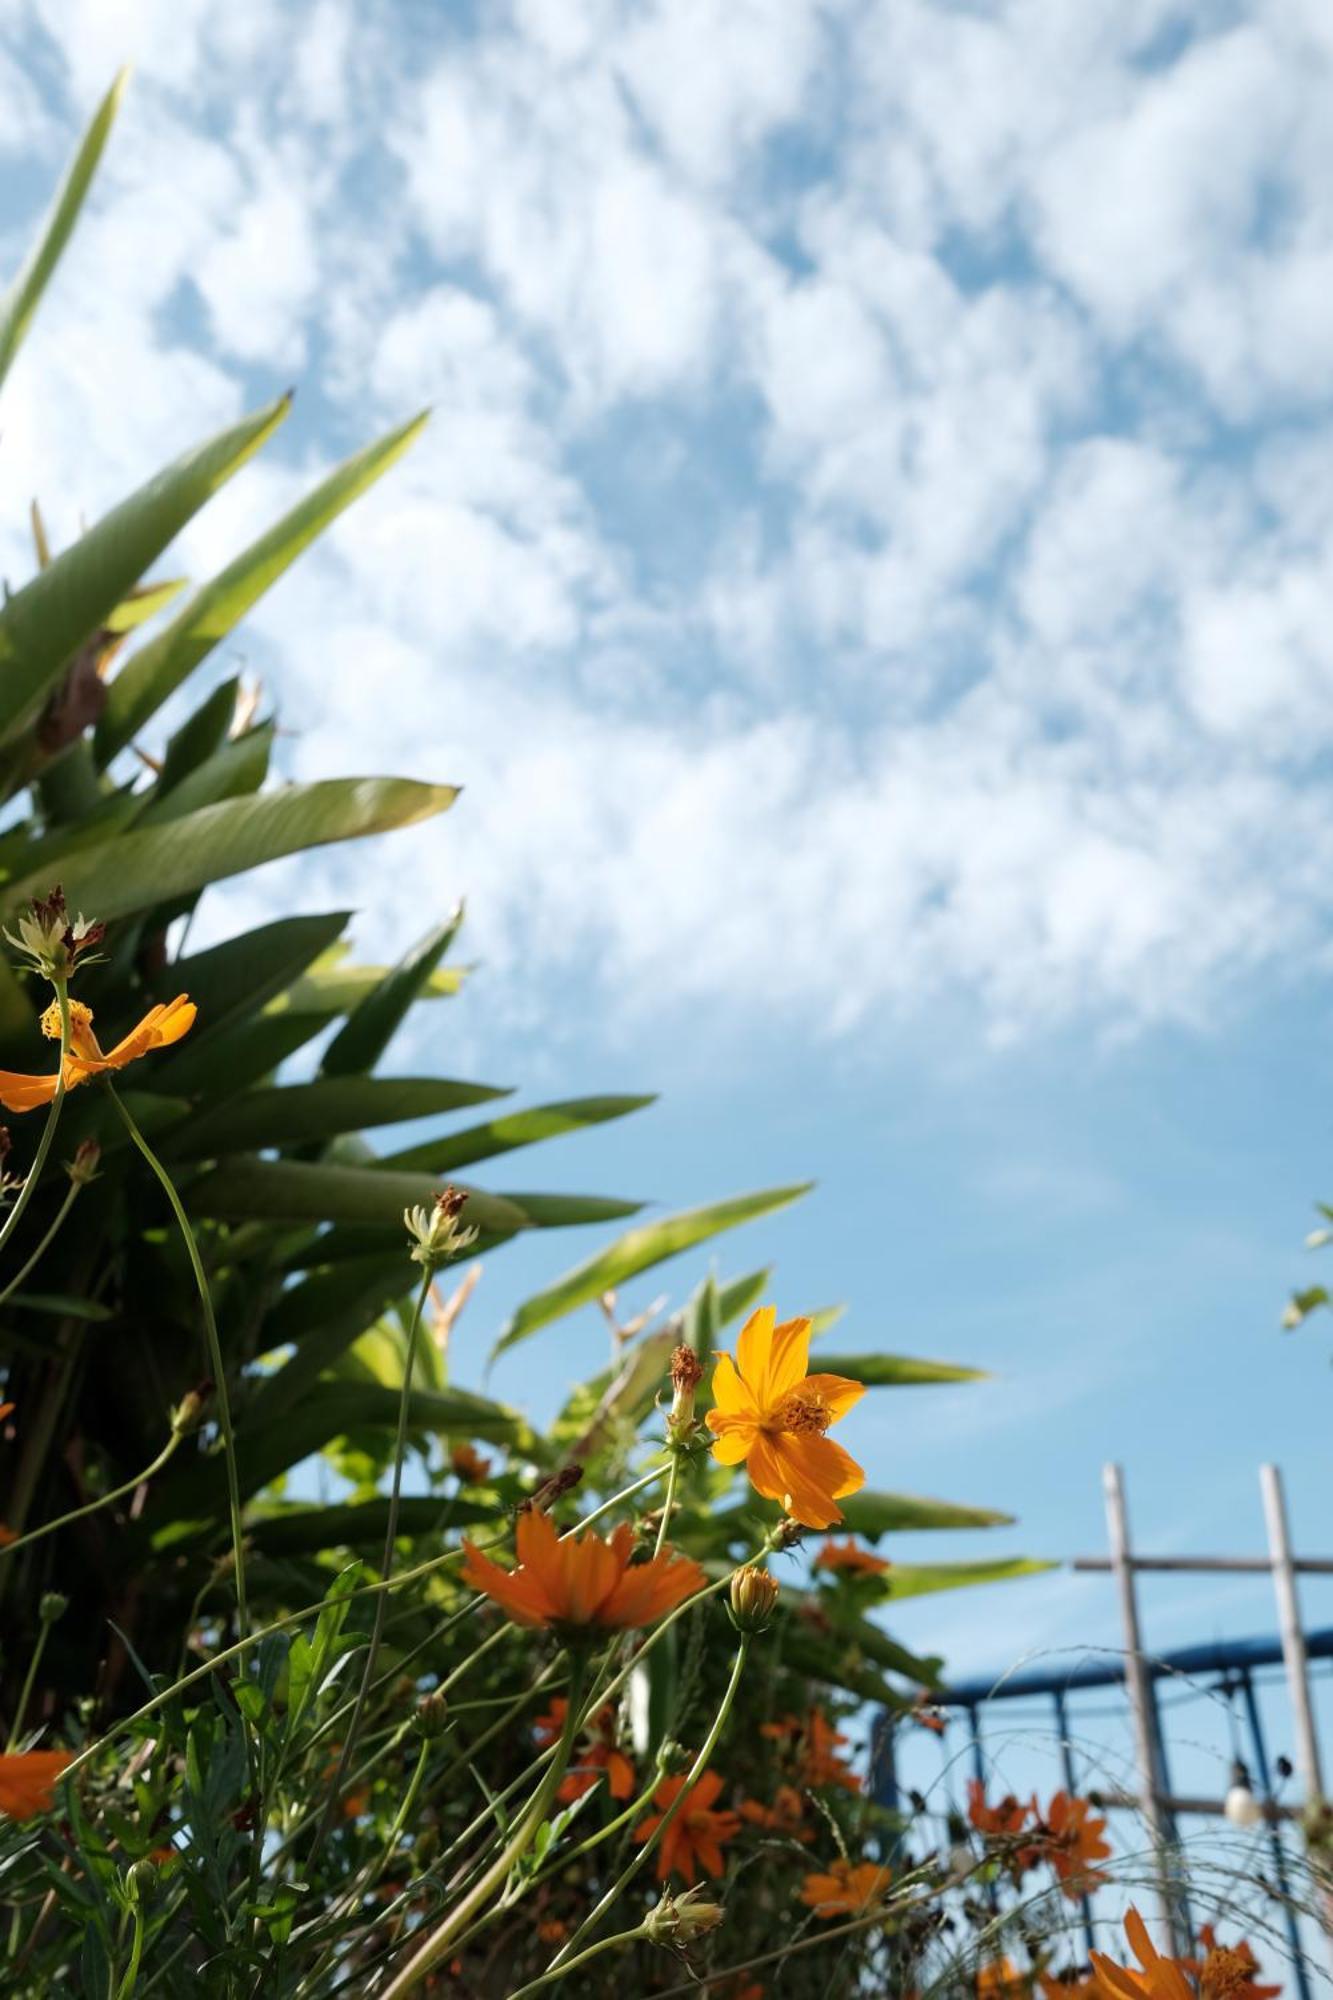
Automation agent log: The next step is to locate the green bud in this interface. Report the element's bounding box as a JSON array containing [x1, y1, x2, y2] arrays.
[[38, 1591, 68, 1624]]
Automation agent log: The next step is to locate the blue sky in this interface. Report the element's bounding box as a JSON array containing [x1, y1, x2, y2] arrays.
[[4, 0, 1333, 1824]]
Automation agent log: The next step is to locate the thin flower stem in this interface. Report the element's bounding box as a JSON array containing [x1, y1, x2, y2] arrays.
[[0, 1173, 81, 1306], [5, 1619, 53, 1750], [112, 1902, 146, 2000], [310, 1267, 433, 1863], [507, 1924, 650, 2000], [648, 1883, 930, 1998], [0, 1432, 181, 1562], [105, 1081, 248, 1640], [378, 1656, 588, 2000], [0, 979, 70, 1263], [549, 1635, 751, 1971], [652, 1450, 680, 1559]]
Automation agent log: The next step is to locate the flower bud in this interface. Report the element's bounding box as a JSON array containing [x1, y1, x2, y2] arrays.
[[404, 1185, 478, 1271], [65, 1138, 101, 1187], [644, 1884, 724, 1947], [667, 1343, 703, 1439], [39, 1590, 68, 1624], [127, 1857, 158, 1903], [3, 886, 105, 983], [171, 1382, 213, 1436], [728, 1566, 780, 1634], [414, 1689, 450, 1739]]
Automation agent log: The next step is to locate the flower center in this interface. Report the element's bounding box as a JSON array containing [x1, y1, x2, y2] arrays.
[[1201, 1950, 1254, 2000], [40, 999, 101, 1060], [767, 1387, 833, 1436]]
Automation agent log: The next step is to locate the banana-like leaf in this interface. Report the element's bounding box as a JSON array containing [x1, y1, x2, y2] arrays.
[[153, 677, 238, 797], [490, 1182, 813, 1364], [153, 1009, 346, 1098], [858, 1557, 1055, 1602], [549, 1329, 677, 1454], [148, 914, 350, 1056], [188, 1158, 530, 1234], [138, 725, 273, 826], [836, 1490, 1015, 1537], [166, 1075, 510, 1159], [496, 1192, 644, 1226], [244, 1496, 496, 1560], [378, 1093, 657, 1175], [95, 412, 430, 762], [4, 776, 456, 920], [716, 1268, 771, 1326], [150, 1383, 540, 1539], [103, 578, 187, 631], [321, 905, 464, 1078], [0, 69, 129, 387], [280, 958, 467, 1012], [0, 789, 141, 893], [813, 1352, 989, 1387], [0, 398, 289, 746], [337, 1311, 447, 1394]]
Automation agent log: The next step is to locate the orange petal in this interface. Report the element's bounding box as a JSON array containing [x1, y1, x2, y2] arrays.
[[0, 1072, 60, 1112], [706, 1418, 755, 1466], [749, 1432, 863, 1530], [800, 1373, 866, 1422], [556, 1530, 620, 1624], [734, 1306, 776, 1393], [460, 1539, 558, 1626], [764, 1316, 814, 1402], [709, 1351, 757, 1419]]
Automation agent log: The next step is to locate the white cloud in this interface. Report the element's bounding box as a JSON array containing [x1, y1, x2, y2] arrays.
[[6, 0, 1333, 1048]]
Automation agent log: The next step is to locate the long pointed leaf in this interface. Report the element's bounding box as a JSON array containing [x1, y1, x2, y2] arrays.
[[0, 69, 129, 387], [320, 904, 463, 1078], [0, 397, 289, 745], [95, 412, 430, 762], [187, 1158, 530, 1234], [377, 1093, 656, 1175], [168, 1075, 510, 1158], [814, 1352, 989, 1387], [490, 1182, 813, 1364], [3, 776, 457, 919]]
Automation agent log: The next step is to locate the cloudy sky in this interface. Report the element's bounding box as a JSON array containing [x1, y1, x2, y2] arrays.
[[4, 0, 1333, 1807]]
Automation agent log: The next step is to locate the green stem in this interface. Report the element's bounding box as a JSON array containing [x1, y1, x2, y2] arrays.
[[508, 1925, 649, 2000], [113, 1904, 146, 2000], [0, 1174, 81, 1307], [0, 1432, 180, 1562], [105, 1082, 247, 1640], [5, 1619, 53, 1749], [311, 1267, 432, 1863], [379, 1658, 588, 2000], [550, 1635, 751, 1970], [652, 1451, 680, 1559], [0, 979, 70, 1263]]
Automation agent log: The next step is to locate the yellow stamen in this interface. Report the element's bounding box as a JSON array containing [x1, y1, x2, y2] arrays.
[[39, 999, 101, 1060], [768, 1387, 833, 1436]]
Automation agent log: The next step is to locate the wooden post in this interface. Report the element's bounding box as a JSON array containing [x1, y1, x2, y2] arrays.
[[1103, 1463, 1186, 1950]]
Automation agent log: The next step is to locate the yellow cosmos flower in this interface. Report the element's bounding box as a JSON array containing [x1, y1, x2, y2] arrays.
[[705, 1305, 864, 1530], [0, 995, 196, 1113]]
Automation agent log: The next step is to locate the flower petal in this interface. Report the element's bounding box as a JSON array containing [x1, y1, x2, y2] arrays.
[[764, 1316, 814, 1402], [709, 1351, 758, 1419], [800, 1373, 865, 1423], [748, 1432, 864, 1530], [706, 1419, 755, 1466], [734, 1306, 776, 1394]]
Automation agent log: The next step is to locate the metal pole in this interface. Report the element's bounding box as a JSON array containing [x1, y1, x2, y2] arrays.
[[1052, 1686, 1095, 1958], [1238, 1668, 1313, 2000], [1261, 1465, 1325, 1800], [1103, 1463, 1185, 1951], [966, 1704, 1000, 1918]]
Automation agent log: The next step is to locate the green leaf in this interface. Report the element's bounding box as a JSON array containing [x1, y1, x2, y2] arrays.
[[493, 1192, 644, 1227], [281, 957, 467, 1013], [321, 905, 464, 1077], [151, 1383, 539, 1531], [187, 1158, 530, 1234], [0, 397, 290, 746], [836, 1490, 1015, 1537], [491, 1182, 813, 1364], [378, 1093, 656, 1175], [153, 678, 238, 797], [103, 577, 187, 632], [167, 1075, 510, 1159], [4, 777, 457, 920], [0, 69, 129, 387], [246, 1497, 493, 1560], [152, 1008, 333, 1098], [95, 412, 430, 762], [814, 1352, 989, 1387], [137, 724, 273, 826], [867, 1556, 1056, 1602], [716, 1268, 772, 1327]]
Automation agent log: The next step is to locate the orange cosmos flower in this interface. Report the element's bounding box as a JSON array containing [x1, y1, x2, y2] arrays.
[[761, 1707, 860, 1791], [0, 995, 196, 1113], [814, 1538, 890, 1577], [1091, 1909, 1196, 2000], [0, 1749, 72, 1819], [1040, 1790, 1111, 1899], [633, 1770, 741, 1883], [460, 1504, 705, 1633], [533, 1697, 635, 1803], [799, 1856, 893, 1917], [975, 1961, 1033, 1999], [739, 1783, 814, 1843], [1039, 1975, 1099, 2000], [706, 1305, 864, 1530], [450, 1442, 492, 1485], [1186, 1927, 1281, 2000], [536, 1917, 569, 1944]]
